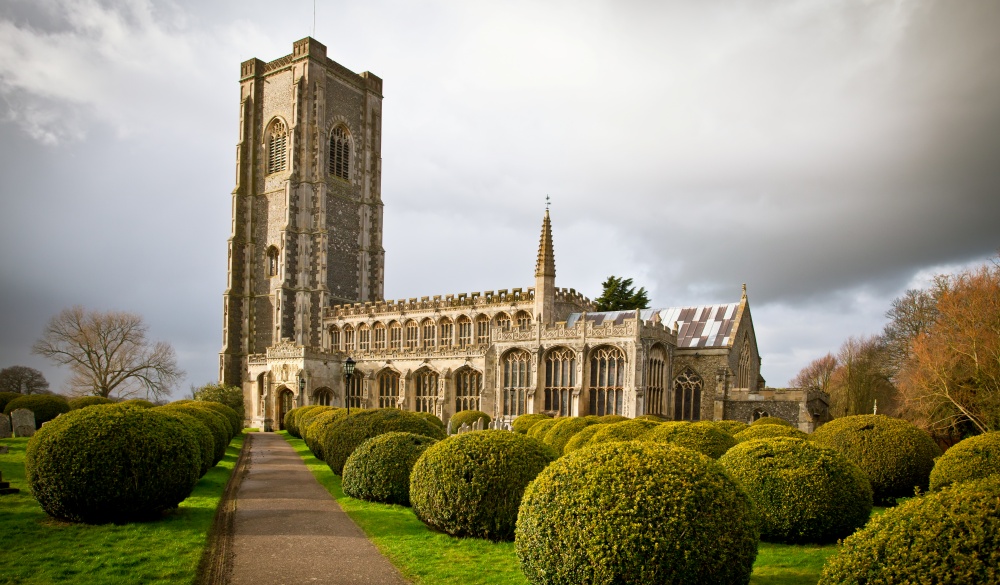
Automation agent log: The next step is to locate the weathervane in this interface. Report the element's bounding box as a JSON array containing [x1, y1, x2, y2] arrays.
[[545, 195, 551, 211]]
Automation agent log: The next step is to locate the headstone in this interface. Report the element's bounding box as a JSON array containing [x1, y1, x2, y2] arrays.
[[0, 470, 18, 495], [0, 414, 11, 439], [473, 419, 482, 431], [11, 408, 35, 438], [458, 422, 471, 434], [446, 419, 453, 435]]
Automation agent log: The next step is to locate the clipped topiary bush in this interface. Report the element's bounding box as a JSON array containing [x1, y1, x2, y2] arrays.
[[516, 441, 760, 584], [181, 403, 235, 443], [342, 432, 438, 506], [644, 421, 737, 459], [542, 417, 600, 455], [929, 431, 1000, 491], [25, 406, 201, 523], [0, 392, 22, 412], [818, 475, 1000, 585], [750, 416, 794, 427], [512, 413, 551, 435], [283, 406, 299, 434], [450, 410, 491, 431], [194, 401, 242, 436], [526, 418, 559, 441], [563, 423, 610, 454], [120, 399, 155, 408], [597, 414, 629, 424], [720, 437, 873, 544], [733, 424, 808, 443], [157, 404, 227, 465], [415, 411, 445, 431], [298, 406, 333, 444], [304, 408, 348, 460], [155, 408, 215, 477], [410, 430, 557, 541], [323, 408, 446, 475], [585, 419, 659, 447], [67, 396, 114, 410], [3, 394, 70, 428], [715, 419, 750, 435], [289, 405, 325, 438], [812, 414, 941, 504]]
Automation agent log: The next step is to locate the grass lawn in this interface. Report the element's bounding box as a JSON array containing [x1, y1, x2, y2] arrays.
[[281, 432, 840, 585], [0, 433, 244, 585]]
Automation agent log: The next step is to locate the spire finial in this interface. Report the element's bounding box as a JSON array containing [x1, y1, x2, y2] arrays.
[[545, 195, 551, 212], [742, 283, 747, 297]]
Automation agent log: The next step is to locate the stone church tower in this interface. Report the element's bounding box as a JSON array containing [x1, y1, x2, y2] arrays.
[[220, 38, 384, 386]]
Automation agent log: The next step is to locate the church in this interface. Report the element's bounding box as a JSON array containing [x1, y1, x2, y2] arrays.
[[219, 38, 828, 433]]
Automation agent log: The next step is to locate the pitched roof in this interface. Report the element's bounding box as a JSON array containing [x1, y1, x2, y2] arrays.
[[566, 303, 740, 348]]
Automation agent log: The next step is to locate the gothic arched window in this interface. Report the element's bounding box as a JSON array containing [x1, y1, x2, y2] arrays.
[[405, 320, 419, 350], [503, 349, 531, 417], [457, 316, 472, 348], [267, 119, 287, 174], [266, 246, 279, 277], [673, 369, 703, 421], [421, 318, 435, 350], [329, 325, 340, 351], [455, 368, 482, 412], [475, 315, 490, 345], [439, 318, 454, 348], [494, 312, 511, 331], [515, 311, 532, 330], [737, 333, 753, 390], [343, 325, 355, 352], [329, 126, 350, 180], [590, 346, 625, 416], [389, 321, 402, 350], [313, 388, 333, 406], [347, 372, 365, 409], [413, 368, 438, 413], [646, 345, 667, 416], [357, 324, 371, 352], [377, 370, 399, 409], [545, 347, 576, 416], [373, 322, 386, 350]]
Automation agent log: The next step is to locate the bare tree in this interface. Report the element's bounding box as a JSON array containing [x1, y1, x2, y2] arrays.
[[790, 353, 838, 393], [0, 366, 50, 394], [827, 335, 898, 418], [32, 306, 183, 400]]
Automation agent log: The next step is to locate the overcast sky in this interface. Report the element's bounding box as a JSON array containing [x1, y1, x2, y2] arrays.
[[1, 0, 997, 399]]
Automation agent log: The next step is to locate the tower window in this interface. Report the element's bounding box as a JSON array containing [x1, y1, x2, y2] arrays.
[[329, 126, 350, 180], [266, 246, 279, 277], [267, 119, 288, 174]]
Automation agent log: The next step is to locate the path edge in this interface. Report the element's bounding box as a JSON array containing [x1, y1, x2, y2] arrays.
[[195, 432, 254, 585]]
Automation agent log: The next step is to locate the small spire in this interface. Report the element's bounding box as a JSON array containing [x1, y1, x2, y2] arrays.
[[535, 205, 556, 278]]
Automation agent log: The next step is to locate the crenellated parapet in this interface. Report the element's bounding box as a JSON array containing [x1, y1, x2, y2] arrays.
[[324, 287, 539, 319]]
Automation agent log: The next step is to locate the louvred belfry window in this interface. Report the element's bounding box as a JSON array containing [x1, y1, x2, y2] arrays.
[[267, 119, 287, 174], [329, 126, 350, 179]]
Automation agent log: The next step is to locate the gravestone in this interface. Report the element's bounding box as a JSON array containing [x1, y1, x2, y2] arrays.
[[446, 419, 453, 435], [0, 414, 11, 438], [0, 470, 18, 495], [11, 408, 35, 438], [458, 422, 471, 435], [473, 419, 483, 431]]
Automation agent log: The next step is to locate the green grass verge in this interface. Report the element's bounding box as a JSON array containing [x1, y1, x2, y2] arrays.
[[0, 433, 245, 585], [281, 431, 840, 585]]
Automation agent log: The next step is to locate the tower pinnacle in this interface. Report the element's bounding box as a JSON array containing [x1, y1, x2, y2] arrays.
[[534, 208, 556, 278]]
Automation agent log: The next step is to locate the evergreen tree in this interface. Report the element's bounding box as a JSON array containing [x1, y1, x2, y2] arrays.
[[594, 276, 650, 311]]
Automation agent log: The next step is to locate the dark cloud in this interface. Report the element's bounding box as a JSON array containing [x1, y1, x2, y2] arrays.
[[1, 0, 997, 392]]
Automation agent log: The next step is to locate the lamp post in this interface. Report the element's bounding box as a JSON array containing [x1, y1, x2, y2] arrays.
[[343, 357, 356, 414], [298, 373, 306, 405]]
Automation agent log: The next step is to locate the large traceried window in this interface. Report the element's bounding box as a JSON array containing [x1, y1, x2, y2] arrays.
[[266, 246, 279, 277], [389, 321, 402, 350], [373, 322, 386, 350], [313, 388, 333, 406], [455, 368, 482, 412], [646, 346, 667, 416], [673, 369, 703, 421], [405, 320, 419, 350], [413, 369, 438, 413], [358, 324, 371, 352], [736, 334, 753, 390], [421, 318, 435, 350], [457, 316, 472, 348], [545, 347, 576, 416], [475, 316, 490, 345], [378, 370, 399, 409], [494, 312, 511, 331], [267, 119, 287, 174], [590, 346, 626, 416], [347, 373, 365, 409], [515, 311, 533, 330], [439, 318, 454, 348], [329, 126, 351, 180], [343, 325, 355, 352], [503, 350, 531, 417], [329, 326, 340, 351]]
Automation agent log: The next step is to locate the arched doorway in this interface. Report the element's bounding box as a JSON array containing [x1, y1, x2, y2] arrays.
[[278, 388, 294, 429]]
